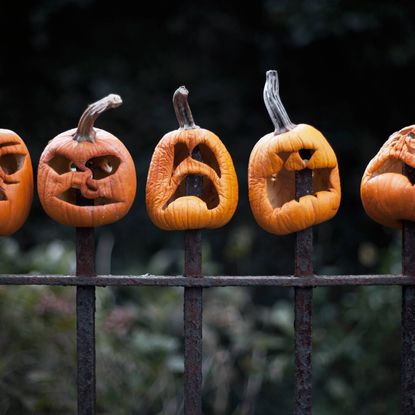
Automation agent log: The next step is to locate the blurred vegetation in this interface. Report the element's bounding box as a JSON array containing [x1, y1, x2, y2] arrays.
[[0, 238, 403, 414], [1, 0, 415, 413]]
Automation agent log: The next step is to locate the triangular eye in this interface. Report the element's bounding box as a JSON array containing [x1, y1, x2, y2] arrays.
[[198, 144, 221, 177], [0, 153, 25, 175], [299, 149, 314, 161], [173, 142, 189, 169], [47, 154, 72, 174], [86, 155, 121, 180]]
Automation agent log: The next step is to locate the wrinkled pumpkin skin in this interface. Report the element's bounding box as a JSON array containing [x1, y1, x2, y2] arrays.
[[146, 128, 238, 230], [248, 124, 341, 235], [0, 129, 33, 235], [38, 128, 136, 227], [361, 125, 415, 228]]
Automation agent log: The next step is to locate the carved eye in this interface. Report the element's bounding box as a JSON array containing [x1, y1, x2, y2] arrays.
[[86, 155, 121, 180], [172, 142, 221, 177], [0, 153, 25, 175], [198, 144, 221, 177], [48, 154, 72, 174]]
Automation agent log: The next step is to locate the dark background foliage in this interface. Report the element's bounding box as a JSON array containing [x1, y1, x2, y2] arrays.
[[0, 0, 414, 414]]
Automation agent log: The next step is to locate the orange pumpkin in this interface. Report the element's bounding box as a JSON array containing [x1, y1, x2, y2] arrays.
[[0, 129, 33, 235], [248, 70, 341, 235], [146, 86, 238, 230], [37, 94, 136, 227], [361, 125, 415, 228]]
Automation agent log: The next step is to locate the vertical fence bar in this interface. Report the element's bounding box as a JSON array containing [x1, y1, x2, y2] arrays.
[[294, 168, 313, 415], [183, 147, 203, 415], [401, 164, 415, 414], [76, 222, 96, 413]]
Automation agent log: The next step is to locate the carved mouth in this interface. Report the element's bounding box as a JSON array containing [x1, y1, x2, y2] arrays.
[[56, 188, 117, 206], [266, 167, 334, 209], [163, 175, 219, 210]]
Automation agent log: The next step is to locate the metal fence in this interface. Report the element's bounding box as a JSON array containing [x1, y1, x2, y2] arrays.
[[1, 167, 415, 415]]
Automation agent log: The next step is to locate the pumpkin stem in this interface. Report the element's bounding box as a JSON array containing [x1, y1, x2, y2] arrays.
[[264, 70, 296, 134], [74, 94, 123, 143], [173, 86, 198, 130]]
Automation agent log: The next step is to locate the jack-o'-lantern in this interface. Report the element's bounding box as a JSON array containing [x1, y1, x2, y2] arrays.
[[146, 86, 238, 230], [361, 125, 415, 228], [0, 129, 33, 235], [248, 70, 341, 235], [37, 94, 136, 227]]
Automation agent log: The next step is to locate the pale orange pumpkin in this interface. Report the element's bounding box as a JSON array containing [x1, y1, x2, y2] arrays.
[[248, 70, 341, 235], [146, 86, 238, 230], [0, 129, 33, 235], [37, 94, 136, 227], [361, 125, 415, 228]]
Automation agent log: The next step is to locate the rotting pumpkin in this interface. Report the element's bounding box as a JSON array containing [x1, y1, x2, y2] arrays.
[[361, 125, 415, 228], [248, 70, 341, 235], [37, 94, 136, 227], [146, 86, 238, 230], [0, 129, 33, 235]]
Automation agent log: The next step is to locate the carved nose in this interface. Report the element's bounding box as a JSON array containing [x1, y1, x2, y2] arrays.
[[86, 177, 98, 192]]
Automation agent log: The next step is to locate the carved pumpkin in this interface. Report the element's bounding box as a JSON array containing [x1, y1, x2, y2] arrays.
[[38, 94, 136, 227], [248, 70, 341, 235], [361, 125, 415, 228], [0, 129, 33, 235], [146, 86, 238, 230]]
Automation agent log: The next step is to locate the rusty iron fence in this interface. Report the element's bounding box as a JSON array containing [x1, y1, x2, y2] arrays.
[[1, 167, 415, 415]]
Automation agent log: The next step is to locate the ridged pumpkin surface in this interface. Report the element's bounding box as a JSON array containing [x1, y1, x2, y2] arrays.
[[38, 128, 136, 227], [248, 124, 341, 235], [361, 125, 415, 228], [0, 129, 33, 235], [146, 128, 238, 230], [37, 94, 136, 227]]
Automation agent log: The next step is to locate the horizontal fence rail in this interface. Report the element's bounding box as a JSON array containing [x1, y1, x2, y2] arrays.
[[0, 274, 415, 287]]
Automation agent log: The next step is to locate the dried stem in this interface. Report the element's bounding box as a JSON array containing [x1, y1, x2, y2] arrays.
[[74, 94, 122, 143], [173, 86, 198, 130], [263, 70, 296, 134]]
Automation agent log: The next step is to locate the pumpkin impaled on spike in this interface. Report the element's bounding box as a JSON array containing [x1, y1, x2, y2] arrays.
[[361, 125, 415, 228], [248, 70, 341, 235], [0, 129, 33, 235], [37, 94, 136, 227], [146, 86, 238, 230]]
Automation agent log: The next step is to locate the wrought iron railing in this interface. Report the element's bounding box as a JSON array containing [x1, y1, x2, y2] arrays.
[[1, 167, 414, 415]]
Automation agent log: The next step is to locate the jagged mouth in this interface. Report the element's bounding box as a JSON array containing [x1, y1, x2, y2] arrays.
[[56, 188, 117, 206], [163, 175, 219, 210], [266, 167, 333, 209]]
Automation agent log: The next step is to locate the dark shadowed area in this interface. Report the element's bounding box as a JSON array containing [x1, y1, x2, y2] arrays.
[[0, 1, 414, 414]]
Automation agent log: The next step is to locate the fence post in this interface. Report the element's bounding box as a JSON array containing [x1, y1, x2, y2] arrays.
[[401, 164, 415, 414], [76, 225, 96, 415], [183, 146, 203, 415], [294, 168, 313, 415]]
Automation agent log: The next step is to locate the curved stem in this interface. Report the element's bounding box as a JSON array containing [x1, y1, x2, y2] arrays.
[[173, 86, 198, 130], [74, 94, 123, 142], [263, 70, 296, 134]]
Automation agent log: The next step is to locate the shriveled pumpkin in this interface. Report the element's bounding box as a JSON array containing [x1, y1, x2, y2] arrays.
[[0, 129, 33, 235], [146, 86, 238, 230], [38, 94, 136, 227], [361, 125, 415, 228], [248, 70, 341, 235]]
